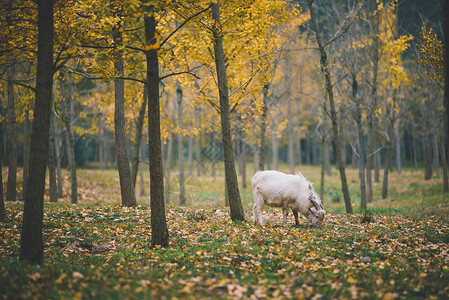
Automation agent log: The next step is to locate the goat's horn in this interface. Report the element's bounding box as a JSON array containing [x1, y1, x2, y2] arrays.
[[308, 194, 321, 211]]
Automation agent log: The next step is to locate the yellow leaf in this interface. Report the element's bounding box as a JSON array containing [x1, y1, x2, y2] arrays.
[[347, 276, 357, 284]]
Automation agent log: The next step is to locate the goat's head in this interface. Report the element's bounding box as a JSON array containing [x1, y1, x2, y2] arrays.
[[307, 183, 326, 227]]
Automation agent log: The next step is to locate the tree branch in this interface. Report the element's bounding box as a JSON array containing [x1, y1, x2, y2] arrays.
[[160, 4, 212, 48]]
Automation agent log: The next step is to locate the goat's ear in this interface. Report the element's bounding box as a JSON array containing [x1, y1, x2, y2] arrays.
[[309, 206, 317, 213]]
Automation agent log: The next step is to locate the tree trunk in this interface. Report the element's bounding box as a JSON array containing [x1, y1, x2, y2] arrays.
[[259, 85, 269, 171], [165, 92, 175, 204], [433, 132, 440, 177], [48, 111, 57, 203], [139, 161, 145, 196], [132, 84, 148, 188], [177, 84, 186, 205], [195, 107, 201, 176], [22, 110, 31, 199], [113, 17, 136, 207], [381, 141, 393, 199], [440, 140, 448, 193], [309, 0, 352, 213], [239, 130, 247, 188], [145, 14, 169, 247], [287, 120, 295, 174], [395, 118, 401, 176], [20, 0, 54, 264], [382, 106, 395, 199], [64, 77, 77, 204], [188, 132, 193, 176], [320, 100, 327, 200], [211, 3, 245, 222], [424, 134, 433, 180], [352, 74, 366, 211], [0, 97, 6, 222], [6, 63, 17, 202], [366, 1, 380, 201], [53, 114, 63, 197], [271, 113, 279, 170], [443, 0, 449, 191]]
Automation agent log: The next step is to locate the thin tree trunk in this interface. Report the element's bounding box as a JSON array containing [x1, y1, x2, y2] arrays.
[[177, 84, 186, 205], [381, 142, 393, 199], [424, 134, 433, 180], [53, 114, 63, 197], [440, 141, 448, 193], [309, 0, 352, 213], [132, 84, 148, 188], [395, 118, 401, 176], [188, 132, 193, 176], [6, 64, 17, 202], [23, 110, 31, 199], [145, 13, 169, 247], [259, 85, 269, 171], [48, 111, 57, 203], [366, 0, 380, 201], [271, 113, 279, 170], [113, 16, 136, 207], [238, 130, 247, 188], [287, 121, 295, 174], [195, 107, 201, 177], [0, 96, 6, 222], [20, 0, 54, 264], [165, 92, 175, 204], [320, 100, 327, 200], [211, 2, 245, 222], [64, 77, 77, 204], [433, 132, 440, 177], [352, 74, 366, 211], [139, 156, 145, 196]]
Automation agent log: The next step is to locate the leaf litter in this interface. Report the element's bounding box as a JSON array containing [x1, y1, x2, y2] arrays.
[[1, 202, 448, 299]]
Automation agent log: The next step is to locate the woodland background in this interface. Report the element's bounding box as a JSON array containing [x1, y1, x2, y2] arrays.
[[0, 0, 448, 299]]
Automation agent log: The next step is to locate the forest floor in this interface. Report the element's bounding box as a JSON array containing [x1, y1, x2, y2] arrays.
[[1, 166, 448, 299]]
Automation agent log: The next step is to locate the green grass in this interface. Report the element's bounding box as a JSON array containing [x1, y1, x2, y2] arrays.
[[1, 165, 448, 299]]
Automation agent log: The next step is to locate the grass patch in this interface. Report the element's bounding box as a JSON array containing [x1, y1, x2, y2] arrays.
[[1, 165, 448, 298]]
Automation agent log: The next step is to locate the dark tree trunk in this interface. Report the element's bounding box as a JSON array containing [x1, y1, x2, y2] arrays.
[[6, 64, 17, 202], [20, 0, 54, 264], [145, 14, 169, 247], [113, 16, 136, 207], [443, 0, 449, 191], [0, 98, 6, 222], [64, 77, 77, 204], [259, 84, 269, 171], [177, 84, 186, 205], [132, 84, 148, 189], [309, 0, 352, 213], [211, 3, 245, 222]]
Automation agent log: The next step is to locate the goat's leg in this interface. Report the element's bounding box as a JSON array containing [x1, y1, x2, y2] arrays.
[[252, 187, 265, 225], [292, 209, 299, 226]]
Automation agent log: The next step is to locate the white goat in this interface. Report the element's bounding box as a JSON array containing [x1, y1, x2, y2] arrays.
[[251, 170, 326, 227]]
